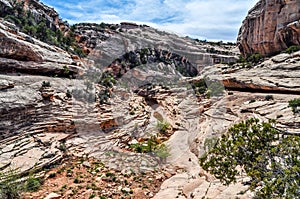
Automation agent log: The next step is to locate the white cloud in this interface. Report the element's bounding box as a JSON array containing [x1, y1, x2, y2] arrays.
[[42, 0, 258, 41]]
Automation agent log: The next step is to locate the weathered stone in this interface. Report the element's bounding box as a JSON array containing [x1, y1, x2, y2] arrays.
[[237, 0, 300, 56], [82, 161, 91, 168], [44, 192, 61, 199], [0, 79, 13, 90]]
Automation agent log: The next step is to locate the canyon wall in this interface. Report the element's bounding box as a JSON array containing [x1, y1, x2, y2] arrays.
[[237, 0, 300, 56]]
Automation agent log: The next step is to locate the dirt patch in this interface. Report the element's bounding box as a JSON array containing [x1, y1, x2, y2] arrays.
[[22, 155, 171, 199]]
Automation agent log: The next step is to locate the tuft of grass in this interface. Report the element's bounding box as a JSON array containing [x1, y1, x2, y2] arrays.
[[156, 120, 171, 134]]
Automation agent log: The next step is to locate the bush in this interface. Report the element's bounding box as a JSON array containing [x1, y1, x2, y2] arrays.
[[288, 98, 300, 114], [66, 89, 72, 98], [206, 79, 224, 97], [246, 53, 262, 63], [3, 4, 88, 58], [283, 45, 300, 54], [0, 169, 23, 199], [42, 81, 51, 87], [265, 95, 274, 101], [99, 72, 116, 88], [156, 120, 171, 134], [130, 135, 170, 157], [154, 144, 170, 160], [48, 173, 56, 178], [73, 178, 80, 184], [25, 175, 41, 192], [191, 79, 207, 95], [200, 118, 300, 198], [0, 169, 42, 198]]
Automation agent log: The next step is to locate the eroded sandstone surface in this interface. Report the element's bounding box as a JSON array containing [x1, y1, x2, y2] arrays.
[[0, 0, 299, 198]]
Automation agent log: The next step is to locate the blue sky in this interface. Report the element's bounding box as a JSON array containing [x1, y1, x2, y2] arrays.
[[41, 0, 257, 42]]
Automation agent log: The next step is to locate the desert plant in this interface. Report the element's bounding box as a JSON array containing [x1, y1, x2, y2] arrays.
[[130, 135, 160, 153], [48, 173, 56, 178], [42, 81, 51, 87], [99, 72, 116, 88], [246, 53, 262, 63], [288, 98, 300, 114], [66, 89, 72, 98], [24, 175, 41, 192], [73, 178, 80, 183], [206, 79, 224, 97], [191, 79, 207, 95], [154, 144, 170, 160], [156, 120, 171, 134], [0, 169, 23, 199], [283, 45, 300, 54], [200, 118, 300, 198], [265, 95, 274, 101]]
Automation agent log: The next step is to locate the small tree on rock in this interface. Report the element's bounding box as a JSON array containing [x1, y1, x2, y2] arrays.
[[200, 118, 300, 198]]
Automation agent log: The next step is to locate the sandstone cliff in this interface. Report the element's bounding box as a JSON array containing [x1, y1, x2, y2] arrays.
[[237, 0, 300, 56]]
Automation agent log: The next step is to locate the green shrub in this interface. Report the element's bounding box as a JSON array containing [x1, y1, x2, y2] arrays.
[[0, 169, 23, 199], [156, 120, 171, 134], [48, 173, 56, 178], [191, 79, 207, 95], [73, 178, 80, 184], [265, 95, 274, 101], [25, 175, 41, 192], [283, 45, 300, 54], [66, 89, 72, 98], [154, 144, 170, 160], [288, 98, 300, 114], [99, 72, 116, 88], [130, 135, 160, 153], [42, 81, 51, 87], [206, 80, 224, 97], [3, 4, 88, 58], [246, 53, 262, 63], [200, 118, 300, 198], [89, 193, 96, 199]]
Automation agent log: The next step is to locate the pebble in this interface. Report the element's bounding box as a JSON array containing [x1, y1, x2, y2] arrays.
[[122, 187, 131, 193], [82, 161, 91, 168], [44, 192, 61, 199]]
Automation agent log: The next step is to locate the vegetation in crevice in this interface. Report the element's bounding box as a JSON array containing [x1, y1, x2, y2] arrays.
[[288, 98, 300, 114], [283, 45, 300, 54], [156, 120, 171, 135], [41, 81, 51, 87]]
